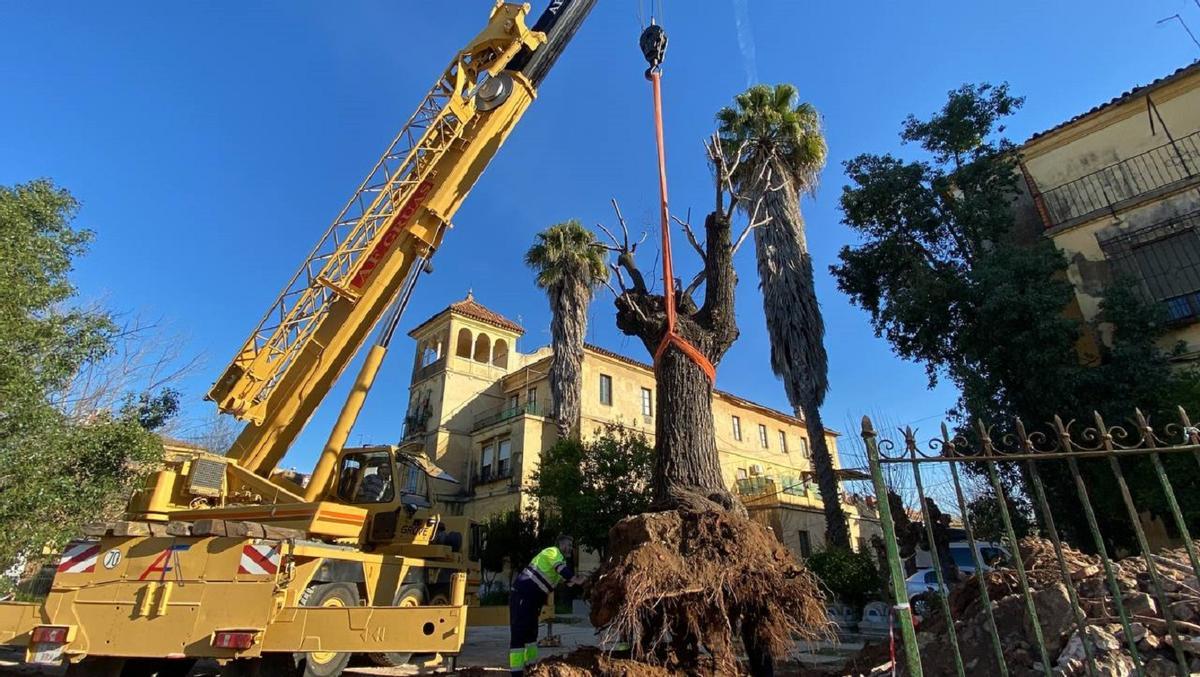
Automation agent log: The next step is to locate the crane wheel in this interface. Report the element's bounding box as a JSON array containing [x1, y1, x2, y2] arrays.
[[294, 581, 360, 676], [220, 582, 363, 676], [366, 583, 427, 667]]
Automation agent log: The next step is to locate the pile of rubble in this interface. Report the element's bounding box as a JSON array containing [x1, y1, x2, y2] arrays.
[[914, 537, 1200, 676]]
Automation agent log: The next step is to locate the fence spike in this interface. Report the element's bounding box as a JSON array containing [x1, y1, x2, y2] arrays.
[[861, 415, 875, 436], [1014, 417, 1032, 452]]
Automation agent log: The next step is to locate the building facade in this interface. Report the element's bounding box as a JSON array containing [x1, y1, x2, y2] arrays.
[[1019, 62, 1200, 361], [402, 294, 880, 561]]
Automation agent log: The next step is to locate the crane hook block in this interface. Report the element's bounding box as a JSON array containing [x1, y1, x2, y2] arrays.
[[640, 23, 667, 80]]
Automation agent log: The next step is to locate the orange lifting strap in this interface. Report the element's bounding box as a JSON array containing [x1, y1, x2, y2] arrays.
[[642, 22, 716, 384]]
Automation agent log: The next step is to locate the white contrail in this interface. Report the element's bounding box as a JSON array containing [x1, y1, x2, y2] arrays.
[[731, 0, 759, 86]]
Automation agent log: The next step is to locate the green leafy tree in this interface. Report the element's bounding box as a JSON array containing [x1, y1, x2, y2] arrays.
[[525, 221, 609, 439], [832, 84, 1200, 548], [531, 423, 655, 558], [717, 84, 849, 548], [478, 509, 550, 591], [0, 179, 175, 588], [806, 548, 879, 609]]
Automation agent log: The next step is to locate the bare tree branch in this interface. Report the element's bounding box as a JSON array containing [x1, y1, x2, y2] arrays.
[[682, 270, 706, 300], [594, 221, 624, 251], [611, 198, 632, 249], [601, 199, 650, 294], [732, 195, 772, 254], [53, 313, 202, 430], [672, 209, 706, 264]]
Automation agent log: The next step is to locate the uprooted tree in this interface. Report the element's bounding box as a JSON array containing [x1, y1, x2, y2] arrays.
[[574, 139, 830, 675]]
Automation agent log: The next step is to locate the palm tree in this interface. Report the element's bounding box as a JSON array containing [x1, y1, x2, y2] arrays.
[[525, 220, 609, 439], [717, 84, 850, 548]]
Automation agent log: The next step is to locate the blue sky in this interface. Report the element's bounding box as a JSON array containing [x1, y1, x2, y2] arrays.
[[3, 1, 1198, 472]]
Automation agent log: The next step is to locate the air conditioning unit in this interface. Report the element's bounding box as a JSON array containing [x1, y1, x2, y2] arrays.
[[749, 464, 764, 476]]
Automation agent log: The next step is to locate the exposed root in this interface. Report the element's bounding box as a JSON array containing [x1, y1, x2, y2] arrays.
[[526, 646, 699, 676], [587, 501, 833, 674]]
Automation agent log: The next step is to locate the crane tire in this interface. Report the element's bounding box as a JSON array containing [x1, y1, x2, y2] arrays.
[[366, 583, 427, 667], [292, 581, 359, 676]]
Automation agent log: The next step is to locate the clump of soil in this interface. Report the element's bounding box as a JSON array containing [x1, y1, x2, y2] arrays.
[[526, 647, 698, 676], [586, 503, 833, 674]]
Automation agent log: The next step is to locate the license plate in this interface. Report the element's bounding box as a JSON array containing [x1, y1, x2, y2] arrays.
[[28, 642, 65, 665]]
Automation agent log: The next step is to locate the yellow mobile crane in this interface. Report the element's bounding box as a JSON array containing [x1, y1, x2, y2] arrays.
[[0, 1, 594, 674]]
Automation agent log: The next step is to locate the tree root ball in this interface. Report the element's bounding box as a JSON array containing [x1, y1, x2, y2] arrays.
[[582, 506, 834, 674]]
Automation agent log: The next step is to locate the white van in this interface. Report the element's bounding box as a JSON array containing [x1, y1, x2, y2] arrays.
[[912, 541, 1010, 574]]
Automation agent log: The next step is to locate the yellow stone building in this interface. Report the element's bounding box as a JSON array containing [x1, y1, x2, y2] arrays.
[[402, 294, 880, 561], [1018, 62, 1200, 361]]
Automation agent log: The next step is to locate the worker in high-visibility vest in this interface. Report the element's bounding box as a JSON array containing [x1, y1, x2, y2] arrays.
[[508, 535, 583, 675]]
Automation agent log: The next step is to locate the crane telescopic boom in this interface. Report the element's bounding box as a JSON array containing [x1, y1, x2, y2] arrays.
[[206, 0, 595, 485]]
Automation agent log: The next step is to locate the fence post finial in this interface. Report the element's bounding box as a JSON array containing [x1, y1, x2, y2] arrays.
[[860, 415, 875, 437]]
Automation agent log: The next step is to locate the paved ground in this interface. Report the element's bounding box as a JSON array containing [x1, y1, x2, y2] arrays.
[[0, 621, 875, 675]]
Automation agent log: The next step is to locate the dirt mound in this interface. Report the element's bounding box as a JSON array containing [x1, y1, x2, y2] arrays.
[[587, 506, 833, 674], [525, 647, 697, 676], [911, 537, 1200, 676]]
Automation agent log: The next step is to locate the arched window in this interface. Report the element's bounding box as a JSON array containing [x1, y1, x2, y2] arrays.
[[420, 342, 439, 368], [492, 338, 509, 368], [455, 328, 473, 358], [473, 333, 491, 363]]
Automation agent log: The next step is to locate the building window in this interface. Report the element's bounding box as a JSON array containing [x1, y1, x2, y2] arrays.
[[800, 437, 810, 458], [455, 328, 473, 358], [404, 463, 421, 494], [480, 443, 495, 482], [508, 394, 519, 412], [497, 438, 512, 478], [527, 387, 537, 408], [732, 416, 742, 441], [797, 530, 812, 558], [599, 374, 613, 406], [420, 342, 439, 368], [1131, 230, 1200, 321], [641, 388, 653, 417], [758, 424, 769, 449], [779, 431, 788, 453], [1100, 214, 1200, 323], [736, 468, 748, 480], [473, 333, 491, 363], [493, 338, 509, 368]]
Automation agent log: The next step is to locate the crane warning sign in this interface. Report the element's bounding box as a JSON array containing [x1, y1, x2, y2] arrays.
[[57, 542, 100, 574], [237, 544, 280, 576]]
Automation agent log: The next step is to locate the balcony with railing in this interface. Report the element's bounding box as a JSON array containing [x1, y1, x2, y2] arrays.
[[1039, 130, 1200, 229], [471, 460, 515, 487], [472, 401, 546, 432], [735, 476, 813, 506]]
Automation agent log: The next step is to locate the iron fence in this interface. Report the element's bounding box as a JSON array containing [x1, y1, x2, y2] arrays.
[[1040, 130, 1200, 228], [862, 406, 1200, 676]]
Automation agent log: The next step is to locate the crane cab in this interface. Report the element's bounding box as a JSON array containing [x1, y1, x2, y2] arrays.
[[326, 444, 470, 556]]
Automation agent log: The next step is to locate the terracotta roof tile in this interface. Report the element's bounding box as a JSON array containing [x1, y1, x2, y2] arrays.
[[409, 293, 524, 337], [1023, 61, 1200, 146]]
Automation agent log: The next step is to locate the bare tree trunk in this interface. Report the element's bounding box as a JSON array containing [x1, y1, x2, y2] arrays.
[[798, 401, 850, 548], [651, 348, 723, 501], [614, 210, 739, 506]]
